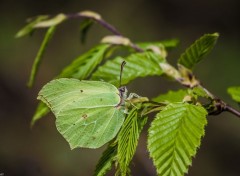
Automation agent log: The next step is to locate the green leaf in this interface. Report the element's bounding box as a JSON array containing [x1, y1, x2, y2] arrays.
[[37, 78, 126, 149], [137, 39, 179, 50], [117, 108, 147, 175], [27, 26, 56, 87], [92, 52, 165, 86], [15, 15, 49, 38], [79, 19, 94, 44], [30, 102, 50, 127], [59, 44, 110, 79], [178, 33, 219, 69], [94, 141, 118, 176], [31, 44, 111, 126], [228, 86, 240, 103], [148, 103, 207, 176], [153, 89, 188, 103], [191, 87, 209, 98], [136, 40, 179, 58], [34, 14, 67, 28]]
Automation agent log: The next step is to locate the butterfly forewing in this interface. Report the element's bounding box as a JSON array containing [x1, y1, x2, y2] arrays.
[[38, 78, 125, 149]]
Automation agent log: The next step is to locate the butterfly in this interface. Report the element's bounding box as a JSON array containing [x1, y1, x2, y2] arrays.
[[38, 62, 127, 149]]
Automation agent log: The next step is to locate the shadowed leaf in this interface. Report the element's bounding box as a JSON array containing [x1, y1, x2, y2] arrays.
[[94, 141, 117, 176], [27, 26, 56, 87], [178, 33, 219, 69], [15, 15, 49, 38]]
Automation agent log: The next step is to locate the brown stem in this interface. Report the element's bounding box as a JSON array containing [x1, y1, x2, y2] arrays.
[[66, 13, 144, 52], [224, 105, 240, 118], [173, 67, 240, 118], [67, 12, 240, 119]]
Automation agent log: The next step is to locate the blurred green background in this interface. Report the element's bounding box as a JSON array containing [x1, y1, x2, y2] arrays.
[[1, 0, 240, 175]]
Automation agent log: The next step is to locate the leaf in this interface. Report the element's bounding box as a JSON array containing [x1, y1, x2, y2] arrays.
[[37, 78, 126, 149], [177, 64, 200, 88], [31, 44, 111, 126], [137, 39, 179, 50], [148, 103, 207, 176], [227, 86, 240, 103], [192, 87, 209, 98], [159, 62, 181, 80], [91, 52, 165, 86], [27, 26, 56, 87], [79, 11, 102, 20], [59, 44, 110, 79], [117, 108, 147, 175], [136, 40, 179, 58], [153, 89, 188, 103], [158, 39, 180, 49], [79, 19, 94, 44], [15, 15, 49, 38], [178, 33, 219, 69], [34, 14, 67, 28], [101, 35, 131, 46], [30, 102, 50, 127], [94, 141, 118, 176]]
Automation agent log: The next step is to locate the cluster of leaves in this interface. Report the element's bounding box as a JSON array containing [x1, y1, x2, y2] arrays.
[[17, 11, 240, 176]]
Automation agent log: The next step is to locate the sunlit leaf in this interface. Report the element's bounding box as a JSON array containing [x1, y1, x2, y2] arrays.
[[153, 89, 188, 103], [137, 39, 179, 50], [92, 52, 165, 86], [228, 86, 240, 103], [117, 108, 147, 175], [148, 103, 207, 176], [192, 87, 209, 98], [178, 33, 219, 69], [59, 44, 110, 79]]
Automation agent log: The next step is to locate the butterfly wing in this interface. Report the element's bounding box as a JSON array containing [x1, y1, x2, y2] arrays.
[[38, 78, 125, 149]]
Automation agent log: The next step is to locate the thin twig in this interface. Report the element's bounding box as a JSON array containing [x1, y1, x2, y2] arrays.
[[66, 13, 144, 52], [199, 84, 240, 118], [224, 105, 240, 118], [96, 18, 122, 36], [170, 65, 240, 118], [67, 12, 240, 119]]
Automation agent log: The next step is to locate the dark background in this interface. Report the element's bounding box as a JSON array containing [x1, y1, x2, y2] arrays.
[[1, 0, 240, 175]]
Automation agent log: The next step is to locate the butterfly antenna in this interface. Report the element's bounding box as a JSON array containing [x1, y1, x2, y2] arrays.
[[119, 61, 126, 87]]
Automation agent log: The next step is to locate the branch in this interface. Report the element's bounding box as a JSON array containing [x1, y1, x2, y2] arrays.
[[224, 104, 240, 118], [198, 85, 240, 118], [185, 76, 240, 118], [66, 11, 240, 119], [161, 61, 240, 118], [66, 12, 144, 52]]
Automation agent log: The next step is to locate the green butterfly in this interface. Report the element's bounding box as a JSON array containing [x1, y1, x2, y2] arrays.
[[38, 78, 127, 149]]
